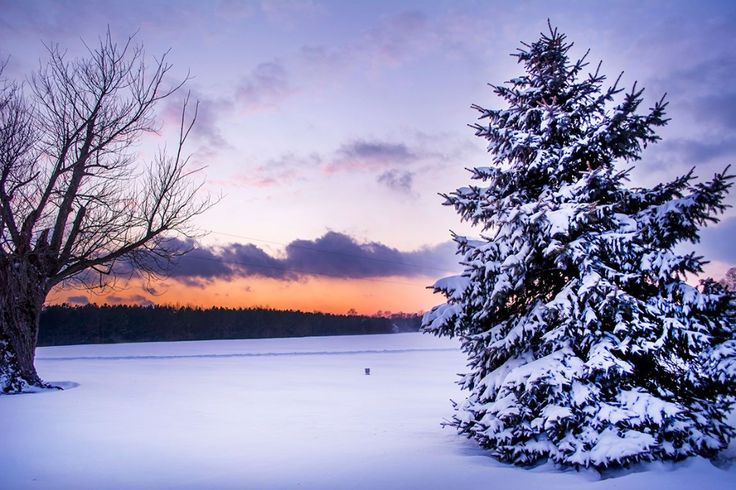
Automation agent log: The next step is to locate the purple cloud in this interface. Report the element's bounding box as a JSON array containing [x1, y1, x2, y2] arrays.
[[236, 60, 295, 112], [326, 140, 418, 173], [657, 137, 736, 165], [377, 169, 415, 193], [161, 87, 232, 154], [260, 0, 325, 27], [66, 295, 90, 305], [221, 243, 292, 279], [156, 232, 458, 283], [689, 92, 736, 130], [104, 294, 155, 306], [280, 232, 455, 278], [164, 241, 234, 286], [364, 11, 432, 67], [295, 9, 485, 78], [233, 152, 321, 188], [699, 217, 736, 264]]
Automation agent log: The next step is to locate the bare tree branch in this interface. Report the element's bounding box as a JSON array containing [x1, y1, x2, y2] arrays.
[[1, 30, 212, 288], [1, 30, 215, 391]]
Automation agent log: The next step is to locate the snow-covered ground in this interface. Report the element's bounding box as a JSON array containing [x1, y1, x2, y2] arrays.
[[1, 333, 734, 489]]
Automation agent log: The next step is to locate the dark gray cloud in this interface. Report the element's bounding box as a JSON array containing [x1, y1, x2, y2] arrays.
[[378, 169, 414, 193], [161, 232, 458, 283]]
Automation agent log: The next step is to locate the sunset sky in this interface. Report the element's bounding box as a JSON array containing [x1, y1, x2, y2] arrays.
[[2, 0, 735, 314]]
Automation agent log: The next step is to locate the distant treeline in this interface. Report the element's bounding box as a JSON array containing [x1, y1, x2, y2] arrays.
[[38, 304, 423, 346]]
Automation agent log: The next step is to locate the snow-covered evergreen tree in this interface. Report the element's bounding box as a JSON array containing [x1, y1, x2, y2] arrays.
[[423, 24, 736, 469]]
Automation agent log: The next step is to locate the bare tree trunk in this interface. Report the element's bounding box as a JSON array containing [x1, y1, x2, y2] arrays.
[[0, 258, 50, 393]]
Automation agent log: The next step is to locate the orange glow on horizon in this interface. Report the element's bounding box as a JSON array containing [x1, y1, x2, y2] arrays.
[[48, 275, 443, 316]]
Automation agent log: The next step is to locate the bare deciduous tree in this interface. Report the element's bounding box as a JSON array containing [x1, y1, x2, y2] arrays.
[[0, 32, 211, 393]]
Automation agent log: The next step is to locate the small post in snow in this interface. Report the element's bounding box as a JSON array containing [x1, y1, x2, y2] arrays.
[[364, 368, 371, 375]]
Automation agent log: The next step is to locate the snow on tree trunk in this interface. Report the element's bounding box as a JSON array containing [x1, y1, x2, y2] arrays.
[[0, 258, 50, 393], [423, 23, 736, 470]]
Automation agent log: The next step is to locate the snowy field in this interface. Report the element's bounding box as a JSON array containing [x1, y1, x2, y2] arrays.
[[1, 333, 734, 489]]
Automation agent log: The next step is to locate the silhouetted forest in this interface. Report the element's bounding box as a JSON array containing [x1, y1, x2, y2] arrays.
[[38, 304, 422, 346]]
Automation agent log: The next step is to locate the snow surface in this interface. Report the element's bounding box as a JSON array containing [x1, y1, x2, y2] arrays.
[[1, 333, 734, 489]]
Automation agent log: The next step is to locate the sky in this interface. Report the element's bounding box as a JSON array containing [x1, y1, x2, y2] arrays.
[[2, 0, 735, 314]]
